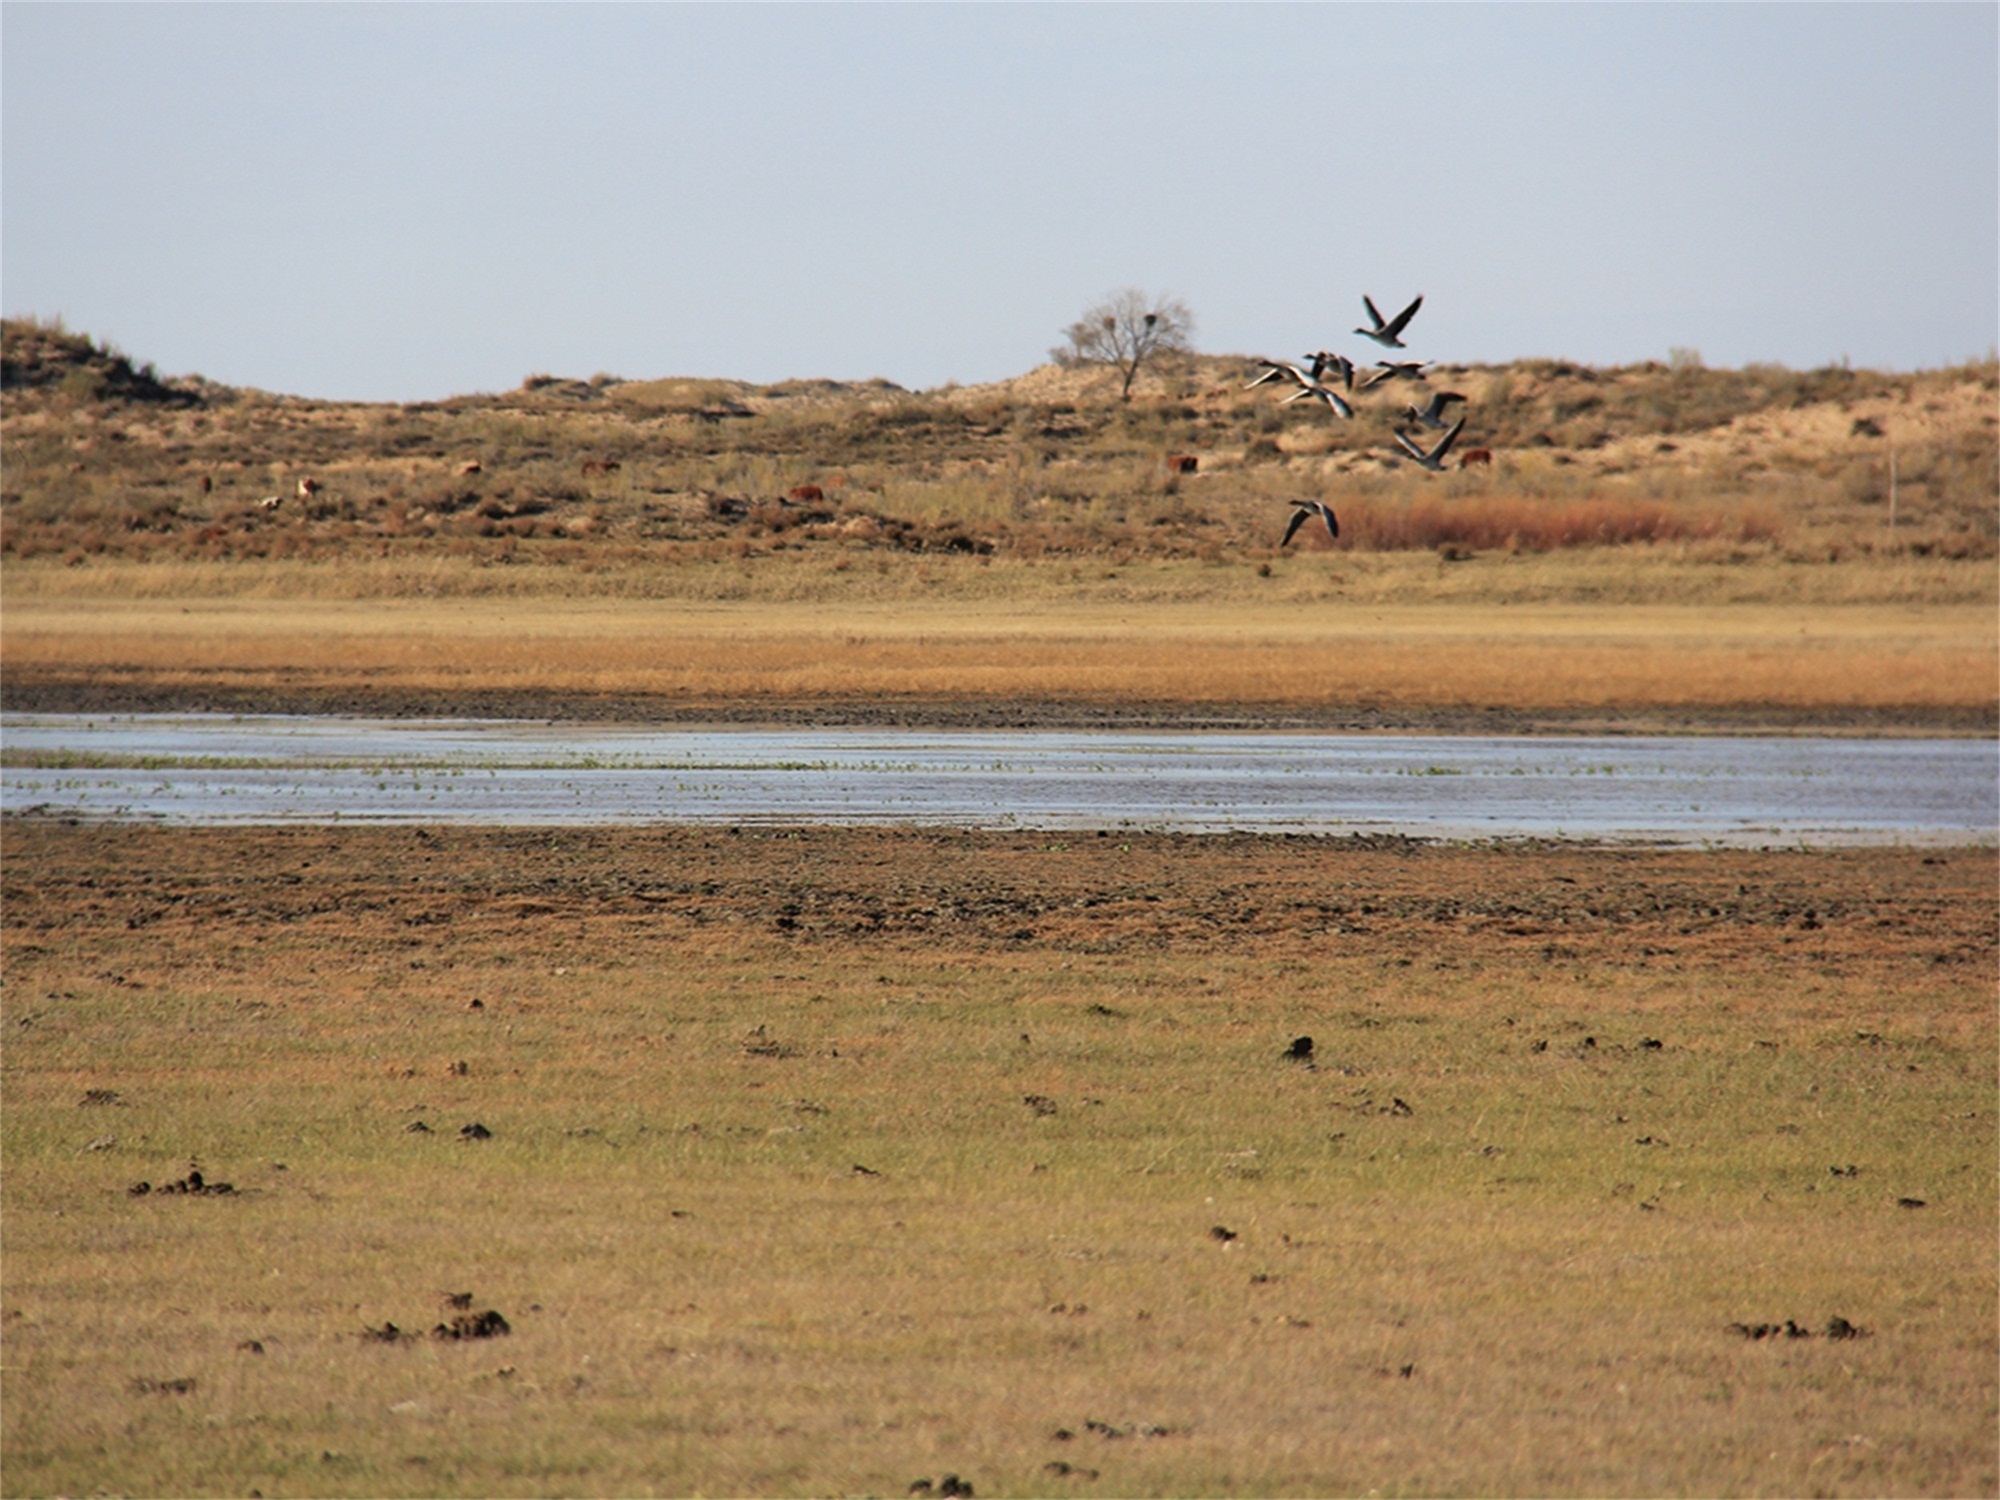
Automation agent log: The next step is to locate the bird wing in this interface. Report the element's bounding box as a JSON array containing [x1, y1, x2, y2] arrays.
[[1285, 384, 1353, 417], [1314, 503, 1339, 539], [1258, 361, 1310, 388], [1430, 418, 1467, 462], [1384, 295, 1423, 337], [1392, 429, 1428, 460], [1280, 507, 1312, 547], [1360, 295, 1387, 331], [1438, 390, 1467, 408], [1247, 365, 1306, 390]]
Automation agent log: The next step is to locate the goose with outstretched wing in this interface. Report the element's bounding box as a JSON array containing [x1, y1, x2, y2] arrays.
[[1391, 417, 1467, 472], [1355, 293, 1423, 349], [1280, 499, 1340, 546]]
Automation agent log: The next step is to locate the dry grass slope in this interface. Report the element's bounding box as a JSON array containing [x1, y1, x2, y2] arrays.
[[4, 318, 1994, 573]]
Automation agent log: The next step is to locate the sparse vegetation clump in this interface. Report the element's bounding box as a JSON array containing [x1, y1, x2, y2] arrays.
[[1052, 287, 1197, 402], [0, 315, 209, 408]]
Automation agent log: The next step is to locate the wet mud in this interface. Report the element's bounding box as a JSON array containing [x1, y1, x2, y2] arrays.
[[5, 677, 1990, 737], [4, 824, 1992, 984]]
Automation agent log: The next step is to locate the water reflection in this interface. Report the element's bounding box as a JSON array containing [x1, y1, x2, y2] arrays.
[[3, 714, 1994, 845]]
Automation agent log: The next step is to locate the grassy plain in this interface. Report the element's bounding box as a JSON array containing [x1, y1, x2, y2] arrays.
[[3, 825, 1996, 1498], [4, 553, 1995, 729]]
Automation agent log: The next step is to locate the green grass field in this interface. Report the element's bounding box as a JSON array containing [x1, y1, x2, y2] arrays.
[[4, 827, 1993, 1497]]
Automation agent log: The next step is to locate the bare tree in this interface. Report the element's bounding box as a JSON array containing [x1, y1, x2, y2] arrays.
[[1053, 288, 1195, 401]]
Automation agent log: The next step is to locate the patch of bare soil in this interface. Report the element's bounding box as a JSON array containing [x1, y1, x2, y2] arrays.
[[4, 824, 1991, 982]]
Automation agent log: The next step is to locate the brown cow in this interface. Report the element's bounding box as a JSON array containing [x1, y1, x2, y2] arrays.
[[786, 484, 825, 504], [1165, 453, 1199, 474], [457, 460, 483, 477], [295, 477, 322, 500], [1459, 448, 1493, 469], [580, 459, 622, 477]]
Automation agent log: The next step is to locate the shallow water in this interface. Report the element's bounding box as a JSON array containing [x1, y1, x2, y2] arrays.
[[2, 714, 1994, 844]]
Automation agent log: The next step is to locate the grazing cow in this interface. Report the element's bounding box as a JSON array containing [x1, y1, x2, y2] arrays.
[[786, 484, 825, 504], [457, 460, 483, 476], [580, 459, 622, 477], [198, 475, 213, 495], [1165, 454, 1199, 474], [1459, 448, 1493, 469], [295, 477, 322, 501], [257, 494, 283, 511]]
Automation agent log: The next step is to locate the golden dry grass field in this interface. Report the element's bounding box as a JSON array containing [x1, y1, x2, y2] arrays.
[[3, 559, 1996, 730], [3, 826, 1996, 1498]]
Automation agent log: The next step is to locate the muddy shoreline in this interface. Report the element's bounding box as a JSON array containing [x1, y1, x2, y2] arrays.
[[6, 680, 1992, 737], [8, 822, 1995, 971]]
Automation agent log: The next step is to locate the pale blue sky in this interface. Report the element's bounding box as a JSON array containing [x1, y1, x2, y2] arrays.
[[4, 3, 1995, 402]]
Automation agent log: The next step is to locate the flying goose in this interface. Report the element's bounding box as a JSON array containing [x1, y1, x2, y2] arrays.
[[1354, 361, 1429, 392], [1245, 357, 1312, 391], [1280, 381, 1354, 418], [1245, 351, 1340, 392], [1280, 499, 1340, 546], [1304, 350, 1357, 390], [1391, 417, 1466, 472], [1405, 390, 1468, 430], [1354, 294, 1423, 349]]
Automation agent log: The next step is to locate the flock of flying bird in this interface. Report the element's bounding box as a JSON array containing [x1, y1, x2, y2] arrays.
[[1247, 293, 1472, 548]]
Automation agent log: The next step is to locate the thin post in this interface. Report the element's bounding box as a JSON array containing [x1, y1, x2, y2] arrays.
[[1888, 446, 1897, 529]]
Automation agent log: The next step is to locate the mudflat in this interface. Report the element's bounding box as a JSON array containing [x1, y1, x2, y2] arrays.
[[5, 822, 1994, 1497]]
